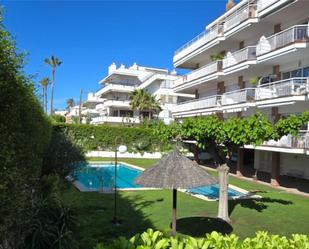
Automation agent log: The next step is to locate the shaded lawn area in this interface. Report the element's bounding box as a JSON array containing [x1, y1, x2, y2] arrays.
[[63, 158, 309, 249]]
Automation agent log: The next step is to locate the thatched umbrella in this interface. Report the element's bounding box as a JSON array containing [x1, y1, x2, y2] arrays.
[[135, 149, 218, 236]]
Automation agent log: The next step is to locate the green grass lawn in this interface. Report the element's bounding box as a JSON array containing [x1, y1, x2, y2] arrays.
[[63, 158, 309, 249]]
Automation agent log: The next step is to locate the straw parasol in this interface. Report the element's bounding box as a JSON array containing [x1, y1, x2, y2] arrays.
[[135, 149, 218, 236]]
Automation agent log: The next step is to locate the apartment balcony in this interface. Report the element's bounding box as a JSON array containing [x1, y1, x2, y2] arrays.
[[172, 95, 221, 117], [91, 116, 140, 125], [257, 0, 295, 18], [256, 25, 309, 62], [96, 83, 135, 97], [173, 24, 224, 67], [255, 77, 309, 106], [103, 100, 131, 108], [221, 88, 256, 112], [258, 131, 309, 154], [224, 1, 258, 37], [174, 61, 223, 92], [223, 46, 257, 74]]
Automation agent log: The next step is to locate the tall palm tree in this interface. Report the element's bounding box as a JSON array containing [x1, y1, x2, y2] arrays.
[[129, 89, 150, 122], [147, 95, 161, 119], [39, 77, 50, 113], [44, 56, 62, 114], [66, 98, 74, 110]]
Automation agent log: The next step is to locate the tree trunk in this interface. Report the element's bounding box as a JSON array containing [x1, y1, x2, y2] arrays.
[[217, 163, 231, 223], [44, 86, 47, 113], [140, 111, 144, 122], [50, 68, 55, 115], [172, 189, 177, 236], [148, 111, 152, 120], [192, 144, 200, 164], [79, 89, 83, 124]]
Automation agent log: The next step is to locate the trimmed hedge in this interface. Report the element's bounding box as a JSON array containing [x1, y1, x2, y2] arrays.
[[53, 124, 170, 153], [94, 229, 309, 249]]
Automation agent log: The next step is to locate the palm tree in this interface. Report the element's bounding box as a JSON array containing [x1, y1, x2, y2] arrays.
[[147, 95, 161, 119], [66, 98, 74, 110], [44, 56, 62, 114], [129, 89, 150, 122], [39, 77, 50, 113]]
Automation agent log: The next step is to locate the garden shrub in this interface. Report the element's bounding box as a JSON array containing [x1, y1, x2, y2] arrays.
[[52, 123, 170, 153], [94, 229, 309, 249], [51, 113, 66, 123], [42, 125, 85, 177], [0, 10, 78, 248]]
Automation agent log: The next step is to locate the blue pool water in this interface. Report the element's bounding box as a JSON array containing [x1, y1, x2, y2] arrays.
[[73, 163, 245, 199]]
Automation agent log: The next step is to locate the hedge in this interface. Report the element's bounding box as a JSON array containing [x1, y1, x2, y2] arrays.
[[94, 229, 309, 249], [52, 124, 170, 153]]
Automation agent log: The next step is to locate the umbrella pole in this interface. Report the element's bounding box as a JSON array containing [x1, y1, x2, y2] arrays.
[[172, 188, 177, 236]]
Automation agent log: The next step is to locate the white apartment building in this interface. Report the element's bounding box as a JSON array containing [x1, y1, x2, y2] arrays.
[[90, 63, 194, 125], [172, 0, 309, 186]]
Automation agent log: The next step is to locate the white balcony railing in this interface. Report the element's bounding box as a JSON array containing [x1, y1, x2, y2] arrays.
[[257, 25, 309, 56], [264, 131, 308, 149], [222, 88, 256, 105], [257, 0, 292, 12], [175, 61, 222, 87], [172, 95, 221, 113], [91, 116, 140, 124], [223, 46, 256, 69], [174, 24, 223, 60], [224, 2, 257, 32], [256, 77, 309, 100]]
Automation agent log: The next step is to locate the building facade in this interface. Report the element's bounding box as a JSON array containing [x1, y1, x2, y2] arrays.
[[171, 0, 309, 185], [90, 63, 194, 125]]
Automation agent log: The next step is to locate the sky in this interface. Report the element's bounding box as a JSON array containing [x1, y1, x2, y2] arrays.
[[2, 0, 235, 110]]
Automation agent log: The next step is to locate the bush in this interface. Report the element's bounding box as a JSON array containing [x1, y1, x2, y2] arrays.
[[0, 9, 52, 247], [42, 125, 85, 177], [51, 114, 66, 123], [94, 229, 309, 249], [52, 123, 170, 153]]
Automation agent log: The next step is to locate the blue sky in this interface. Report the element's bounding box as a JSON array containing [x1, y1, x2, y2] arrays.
[[2, 0, 232, 109]]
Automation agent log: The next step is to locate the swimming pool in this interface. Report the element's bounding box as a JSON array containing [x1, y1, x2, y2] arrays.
[[73, 163, 245, 199]]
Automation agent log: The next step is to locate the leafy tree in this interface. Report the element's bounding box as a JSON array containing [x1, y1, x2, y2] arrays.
[[147, 95, 161, 119], [44, 56, 62, 115], [156, 112, 309, 222], [51, 114, 66, 123], [39, 77, 50, 113], [130, 89, 161, 121]]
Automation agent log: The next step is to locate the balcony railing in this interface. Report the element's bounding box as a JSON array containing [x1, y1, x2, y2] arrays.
[[257, 0, 292, 12], [223, 46, 256, 69], [224, 2, 257, 32], [91, 116, 140, 124], [222, 88, 256, 105], [257, 25, 309, 56], [172, 95, 221, 113], [256, 77, 309, 100], [174, 24, 223, 59], [175, 61, 223, 87], [263, 131, 308, 149]]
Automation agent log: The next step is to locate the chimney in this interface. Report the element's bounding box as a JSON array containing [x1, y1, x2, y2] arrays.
[[108, 62, 116, 75], [226, 0, 235, 11]]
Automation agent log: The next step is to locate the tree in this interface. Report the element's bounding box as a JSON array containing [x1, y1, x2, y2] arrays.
[[156, 112, 309, 222], [66, 98, 74, 110], [129, 89, 150, 122], [44, 56, 62, 115], [39, 77, 50, 113], [147, 95, 161, 119]]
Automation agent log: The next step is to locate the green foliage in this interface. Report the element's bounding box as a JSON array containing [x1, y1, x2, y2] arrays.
[[274, 112, 309, 139], [52, 123, 169, 153], [153, 121, 182, 143], [42, 126, 85, 177], [0, 9, 52, 247], [95, 229, 309, 249], [51, 114, 66, 123], [249, 76, 259, 86]]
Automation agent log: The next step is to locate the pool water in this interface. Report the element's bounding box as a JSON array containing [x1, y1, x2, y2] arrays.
[[73, 163, 245, 199]]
